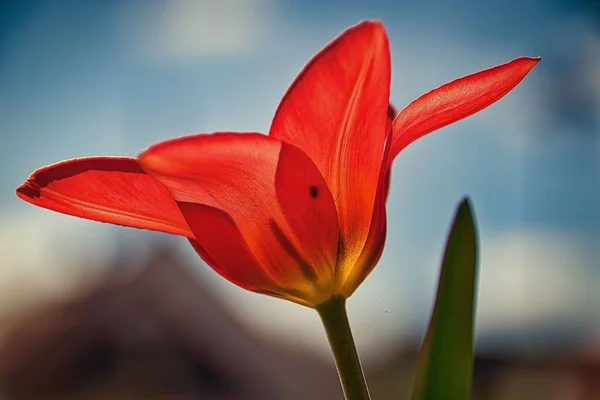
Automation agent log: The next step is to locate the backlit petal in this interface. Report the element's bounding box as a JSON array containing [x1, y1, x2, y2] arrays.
[[140, 133, 340, 306], [185, 210, 279, 293], [16, 157, 193, 237], [270, 20, 391, 272], [341, 185, 388, 297], [339, 123, 393, 295], [188, 237, 315, 307], [390, 57, 540, 160]]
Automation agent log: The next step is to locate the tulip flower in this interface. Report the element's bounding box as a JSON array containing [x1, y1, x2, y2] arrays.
[[17, 20, 539, 399]]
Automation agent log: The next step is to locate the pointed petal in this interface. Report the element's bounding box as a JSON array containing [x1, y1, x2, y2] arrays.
[[270, 20, 391, 270], [390, 57, 541, 160], [140, 133, 340, 306], [16, 157, 193, 237]]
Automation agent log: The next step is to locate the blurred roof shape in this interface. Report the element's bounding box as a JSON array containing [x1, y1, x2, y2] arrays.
[[0, 244, 339, 399]]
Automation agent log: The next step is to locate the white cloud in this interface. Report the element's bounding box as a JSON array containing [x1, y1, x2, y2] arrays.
[[476, 229, 597, 334], [121, 0, 277, 60], [0, 211, 116, 323], [406, 227, 599, 349]]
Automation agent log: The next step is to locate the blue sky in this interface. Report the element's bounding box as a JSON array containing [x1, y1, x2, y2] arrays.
[[1, 0, 598, 359]]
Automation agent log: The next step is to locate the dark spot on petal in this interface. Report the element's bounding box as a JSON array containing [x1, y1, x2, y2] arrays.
[[309, 186, 319, 199]]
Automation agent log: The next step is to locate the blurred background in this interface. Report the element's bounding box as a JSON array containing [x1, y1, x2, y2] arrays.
[[0, 0, 599, 398]]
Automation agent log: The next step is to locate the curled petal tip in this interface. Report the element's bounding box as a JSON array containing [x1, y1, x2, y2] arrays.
[[15, 157, 194, 238], [16, 181, 39, 200]]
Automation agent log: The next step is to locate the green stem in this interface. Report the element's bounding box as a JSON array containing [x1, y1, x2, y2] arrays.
[[316, 296, 371, 400]]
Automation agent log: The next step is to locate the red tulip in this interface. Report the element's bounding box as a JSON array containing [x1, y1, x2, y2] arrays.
[[17, 21, 539, 307]]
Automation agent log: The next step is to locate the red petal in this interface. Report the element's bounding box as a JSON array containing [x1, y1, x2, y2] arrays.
[[190, 237, 318, 308], [16, 157, 193, 237], [140, 133, 340, 306], [339, 125, 393, 295], [342, 186, 388, 297], [390, 57, 541, 160], [185, 209, 279, 293], [337, 104, 396, 294], [270, 20, 391, 271]]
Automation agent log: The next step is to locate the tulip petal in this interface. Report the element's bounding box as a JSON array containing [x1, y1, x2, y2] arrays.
[[140, 133, 340, 306], [16, 157, 193, 237], [338, 103, 397, 293], [390, 57, 540, 160], [185, 210, 280, 294], [270, 20, 391, 271], [189, 236, 315, 308], [339, 124, 392, 295]]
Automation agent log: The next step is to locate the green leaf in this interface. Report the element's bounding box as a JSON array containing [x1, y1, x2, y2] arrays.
[[410, 197, 479, 400]]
